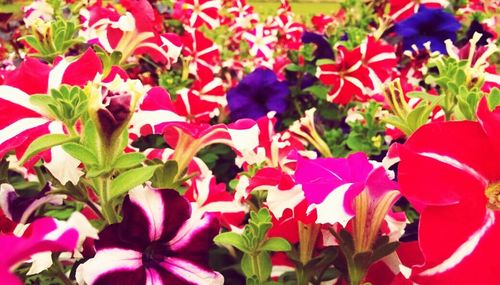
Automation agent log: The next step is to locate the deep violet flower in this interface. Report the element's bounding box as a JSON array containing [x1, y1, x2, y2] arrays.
[[227, 68, 289, 121], [395, 6, 461, 54], [78, 186, 223, 285], [301, 31, 334, 61]]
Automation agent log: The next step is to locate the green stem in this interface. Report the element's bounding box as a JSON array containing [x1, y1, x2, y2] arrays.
[[34, 165, 47, 186], [96, 176, 118, 224], [51, 255, 74, 285]]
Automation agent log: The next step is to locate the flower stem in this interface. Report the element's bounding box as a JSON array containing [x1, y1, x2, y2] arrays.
[[96, 176, 118, 224], [298, 221, 321, 264]]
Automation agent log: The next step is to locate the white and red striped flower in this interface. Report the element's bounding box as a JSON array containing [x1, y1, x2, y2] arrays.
[[182, 29, 221, 77], [185, 173, 247, 229], [360, 36, 397, 96], [273, 14, 305, 50], [243, 24, 278, 60], [80, 0, 182, 65], [389, 0, 449, 22], [316, 46, 372, 104], [180, 0, 221, 29], [397, 98, 500, 284], [0, 50, 107, 183], [78, 186, 224, 285]]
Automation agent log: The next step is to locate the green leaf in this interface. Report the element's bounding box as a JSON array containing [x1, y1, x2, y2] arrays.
[[62, 143, 98, 166], [150, 160, 179, 189], [20, 134, 78, 165], [487, 88, 500, 110], [83, 121, 100, 154], [214, 232, 249, 253], [109, 165, 160, 200], [304, 84, 330, 100], [113, 153, 146, 169], [285, 63, 302, 72], [371, 241, 399, 263], [261, 237, 291, 252]]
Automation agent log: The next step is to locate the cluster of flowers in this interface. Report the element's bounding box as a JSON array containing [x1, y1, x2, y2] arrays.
[[0, 0, 498, 284]]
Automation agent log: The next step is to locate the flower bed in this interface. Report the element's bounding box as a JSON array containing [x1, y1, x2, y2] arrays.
[[0, 0, 498, 284]]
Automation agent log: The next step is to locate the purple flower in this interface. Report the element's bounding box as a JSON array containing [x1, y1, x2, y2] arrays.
[[0, 183, 65, 224], [395, 7, 461, 54], [79, 186, 223, 285], [227, 68, 289, 121], [301, 31, 334, 61]]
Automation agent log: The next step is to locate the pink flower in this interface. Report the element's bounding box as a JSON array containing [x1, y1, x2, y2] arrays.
[[0, 217, 78, 285]]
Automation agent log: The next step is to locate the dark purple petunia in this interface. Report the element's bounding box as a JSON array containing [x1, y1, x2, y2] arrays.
[[79, 186, 223, 285], [301, 31, 334, 61], [227, 68, 289, 121], [0, 183, 65, 224], [395, 6, 461, 54]]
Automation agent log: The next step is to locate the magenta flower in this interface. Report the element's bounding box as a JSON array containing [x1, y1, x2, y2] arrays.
[[0, 217, 78, 285], [294, 153, 403, 252], [79, 186, 223, 285]]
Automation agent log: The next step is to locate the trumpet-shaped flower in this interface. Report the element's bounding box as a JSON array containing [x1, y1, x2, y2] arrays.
[[78, 186, 224, 285], [0, 217, 78, 285], [397, 98, 500, 284]]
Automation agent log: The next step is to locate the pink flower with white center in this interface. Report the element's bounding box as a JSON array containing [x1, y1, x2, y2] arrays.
[[294, 153, 403, 253], [78, 186, 224, 285], [181, 0, 221, 29], [182, 28, 221, 77], [0, 217, 78, 285], [243, 24, 278, 60]]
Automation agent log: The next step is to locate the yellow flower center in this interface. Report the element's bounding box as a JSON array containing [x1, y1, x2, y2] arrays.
[[486, 182, 500, 210]]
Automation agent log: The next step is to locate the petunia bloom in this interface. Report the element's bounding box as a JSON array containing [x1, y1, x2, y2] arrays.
[[227, 68, 289, 121], [294, 152, 403, 253], [397, 98, 500, 284], [78, 185, 224, 285], [0, 217, 78, 285], [395, 7, 461, 54]]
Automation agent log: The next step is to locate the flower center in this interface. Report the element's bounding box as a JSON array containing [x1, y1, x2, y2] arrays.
[[485, 182, 500, 210], [142, 243, 170, 267]]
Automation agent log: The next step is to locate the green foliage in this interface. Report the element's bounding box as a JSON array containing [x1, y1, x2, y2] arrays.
[[214, 208, 291, 284], [19, 134, 79, 165], [21, 17, 83, 62], [31, 85, 88, 131], [108, 165, 160, 200], [424, 55, 488, 120], [324, 102, 388, 157], [329, 229, 399, 285]]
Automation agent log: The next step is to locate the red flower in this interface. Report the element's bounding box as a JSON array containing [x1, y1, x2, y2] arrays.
[[397, 98, 500, 284], [316, 46, 371, 104]]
